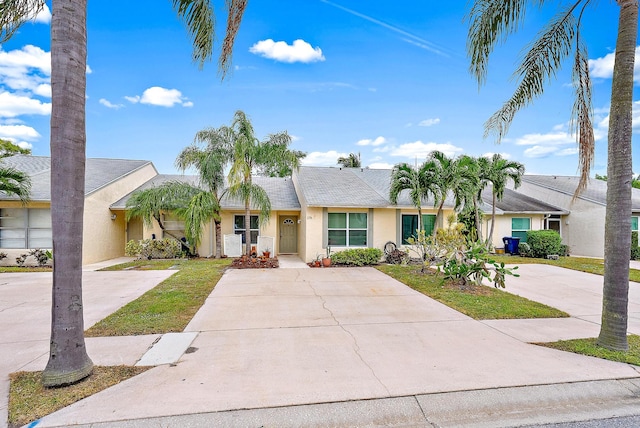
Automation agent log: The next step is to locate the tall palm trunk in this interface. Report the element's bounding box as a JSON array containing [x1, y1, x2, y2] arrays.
[[473, 197, 482, 243], [245, 174, 252, 256], [433, 200, 445, 236], [214, 218, 222, 258], [42, 0, 93, 386], [597, 0, 638, 351], [486, 189, 497, 247]]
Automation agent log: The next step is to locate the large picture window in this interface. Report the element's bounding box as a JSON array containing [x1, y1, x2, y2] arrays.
[[234, 215, 259, 244], [401, 214, 436, 244], [511, 217, 531, 242], [0, 208, 52, 249], [327, 212, 367, 246]]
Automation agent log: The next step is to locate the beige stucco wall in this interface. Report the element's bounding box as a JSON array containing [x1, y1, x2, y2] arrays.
[[485, 214, 546, 250], [518, 181, 605, 257], [83, 163, 158, 264], [219, 210, 301, 256]]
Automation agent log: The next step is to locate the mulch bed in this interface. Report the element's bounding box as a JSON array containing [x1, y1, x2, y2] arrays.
[[230, 256, 279, 269]]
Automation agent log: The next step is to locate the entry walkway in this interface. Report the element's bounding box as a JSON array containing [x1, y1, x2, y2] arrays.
[[35, 266, 640, 427]]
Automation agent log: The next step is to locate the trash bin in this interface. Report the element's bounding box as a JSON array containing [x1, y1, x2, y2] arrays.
[[502, 237, 521, 255]]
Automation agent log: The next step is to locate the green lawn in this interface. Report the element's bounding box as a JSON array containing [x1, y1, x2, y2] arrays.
[[376, 264, 568, 320], [538, 335, 640, 366], [491, 255, 640, 282], [86, 258, 231, 336]]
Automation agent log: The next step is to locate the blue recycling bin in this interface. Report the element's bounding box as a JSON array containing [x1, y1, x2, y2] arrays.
[[502, 237, 521, 255]]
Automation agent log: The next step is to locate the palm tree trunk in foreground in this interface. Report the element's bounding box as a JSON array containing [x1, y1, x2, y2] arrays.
[[43, 0, 94, 386], [215, 219, 222, 258], [597, 0, 638, 351]]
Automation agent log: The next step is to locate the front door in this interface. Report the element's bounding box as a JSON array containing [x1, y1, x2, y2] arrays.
[[279, 216, 298, 253]]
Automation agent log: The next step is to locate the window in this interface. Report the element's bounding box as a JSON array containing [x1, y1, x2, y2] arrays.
[[511, 217, 531, 242], [401, 214, 436, 244], [633, 216, 638, 232], [234, 215, 259, 244], [327, 212, 367, 246], [0, 208, 52, 249]]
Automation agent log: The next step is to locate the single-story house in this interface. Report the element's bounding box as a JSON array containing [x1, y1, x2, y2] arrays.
[[0, 155, 627, 264]]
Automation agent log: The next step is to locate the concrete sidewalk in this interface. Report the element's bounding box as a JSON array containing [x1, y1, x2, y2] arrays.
[[33, 266, 640, 427]]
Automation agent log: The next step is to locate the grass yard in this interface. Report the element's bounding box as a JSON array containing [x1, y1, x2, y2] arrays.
[[538, 335, 640, 366], [86, 258, 231, 336], [8, 366, 150, 428], [491, 255, 640, 283], [376, 264, 568, 320]]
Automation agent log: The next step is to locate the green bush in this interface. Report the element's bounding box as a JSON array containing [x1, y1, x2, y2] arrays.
[[632, 231, 640, 260], [518, 242, 532, 257], [125, 238, 182, 259], [526, 230, 562, 258], [331, 248, 383, 266], [559, 244, 571, 257]]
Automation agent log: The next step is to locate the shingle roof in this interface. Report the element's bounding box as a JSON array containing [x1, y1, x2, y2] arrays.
[[0, 155, 153, 201], [111, 174, 301, 211], [522, 175, 640, 210], [481, 187, 567, 214]]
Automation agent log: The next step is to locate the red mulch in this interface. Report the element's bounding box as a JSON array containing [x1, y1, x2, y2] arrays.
[[230, 256, 279, 269]]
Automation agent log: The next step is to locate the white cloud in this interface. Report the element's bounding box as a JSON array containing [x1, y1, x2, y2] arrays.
[[127, 87, 192, 107], [356, 136, 386, 146], [0, 124, 41, 141], [368, 162, 394, 169], [33, 83, 51, 97], [556, 147, 579, 156], [289, 134, 301, 142], [17, 141, 32, 150], [513, 131, 575, 146], [0, 44, 51, 94], [389, 141, 463, 158], [418, 118, 440, 127], [589, 46, 640, 82], [301, 150, 348, 166], [0, 91, 51, 117], [249, 39, 325, 63], [99, 98, 124, 109], [523, 145, 559, 158]]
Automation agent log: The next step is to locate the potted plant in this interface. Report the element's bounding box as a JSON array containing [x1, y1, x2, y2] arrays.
[[314, 254, 322, 267], [322, 246, 331, 267], [263, 247, 271, 258]]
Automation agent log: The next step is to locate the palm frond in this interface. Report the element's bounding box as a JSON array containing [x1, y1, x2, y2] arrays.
[[484, 5, 578, 142], [571, 37, 595, 199], [0, 166, 30, 203], [177, 191, 219, 250], [0, 0, 45, 43], [172, 0, 215, 68], [467, 0, 545, 85], [219, 0, 248, 77]]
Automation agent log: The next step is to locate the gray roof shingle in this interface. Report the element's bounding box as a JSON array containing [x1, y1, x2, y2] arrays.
[[522, 175, 640, 210], [481, 187, 567, 214], [0, 155, 153, 201], [111, 174, 300, 211]]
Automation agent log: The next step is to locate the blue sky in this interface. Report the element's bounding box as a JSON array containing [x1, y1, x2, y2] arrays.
[[0, 1, 637, 176]]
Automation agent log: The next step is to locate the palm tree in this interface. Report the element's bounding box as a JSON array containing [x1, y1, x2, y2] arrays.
[[226, 111, 302, 256], [0, 138, 31, 157], [337, 152, 361, 168], [389, 162, 437, 234], [455, 155, 485, 242], [468, 0, 637, 350], [480, 154, 525, 247], [175, 127, 234, 258], [0, 164, 31, 203], [1, 0, 247, 386]]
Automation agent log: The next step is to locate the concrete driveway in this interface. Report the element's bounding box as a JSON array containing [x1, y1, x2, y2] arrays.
[[35, 266, 640, 427], [0, 270, 175, 427]]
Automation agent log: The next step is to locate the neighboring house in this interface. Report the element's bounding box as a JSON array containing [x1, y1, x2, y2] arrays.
[[0, 155, 157, 265], [516, 175, 640, 258], [479, 187, 568, 250], [0, 156, 627, 265]]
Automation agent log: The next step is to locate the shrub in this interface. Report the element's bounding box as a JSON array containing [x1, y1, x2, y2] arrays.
[[29, 248, 50, 267], [518, 242, 532, 257], [559, 244, 571, 257], [526, 230, 562, 258], [125, 238, 182, 260], [15, 253, 27, 267], [331, 248, 383, 266], [0, 252, 6, 261], [386, 248, 409, 265], [632, 232, 640, 260]]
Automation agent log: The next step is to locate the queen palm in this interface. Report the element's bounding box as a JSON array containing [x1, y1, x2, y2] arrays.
[[174, 126, 233, 258], [1, 0, 247, 386], [337, 152, 361, 168], [468, 0, 637, 350], [389, 162, 437, 235], [226, 110, 302, 256], [480, 154, 524, 247]]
